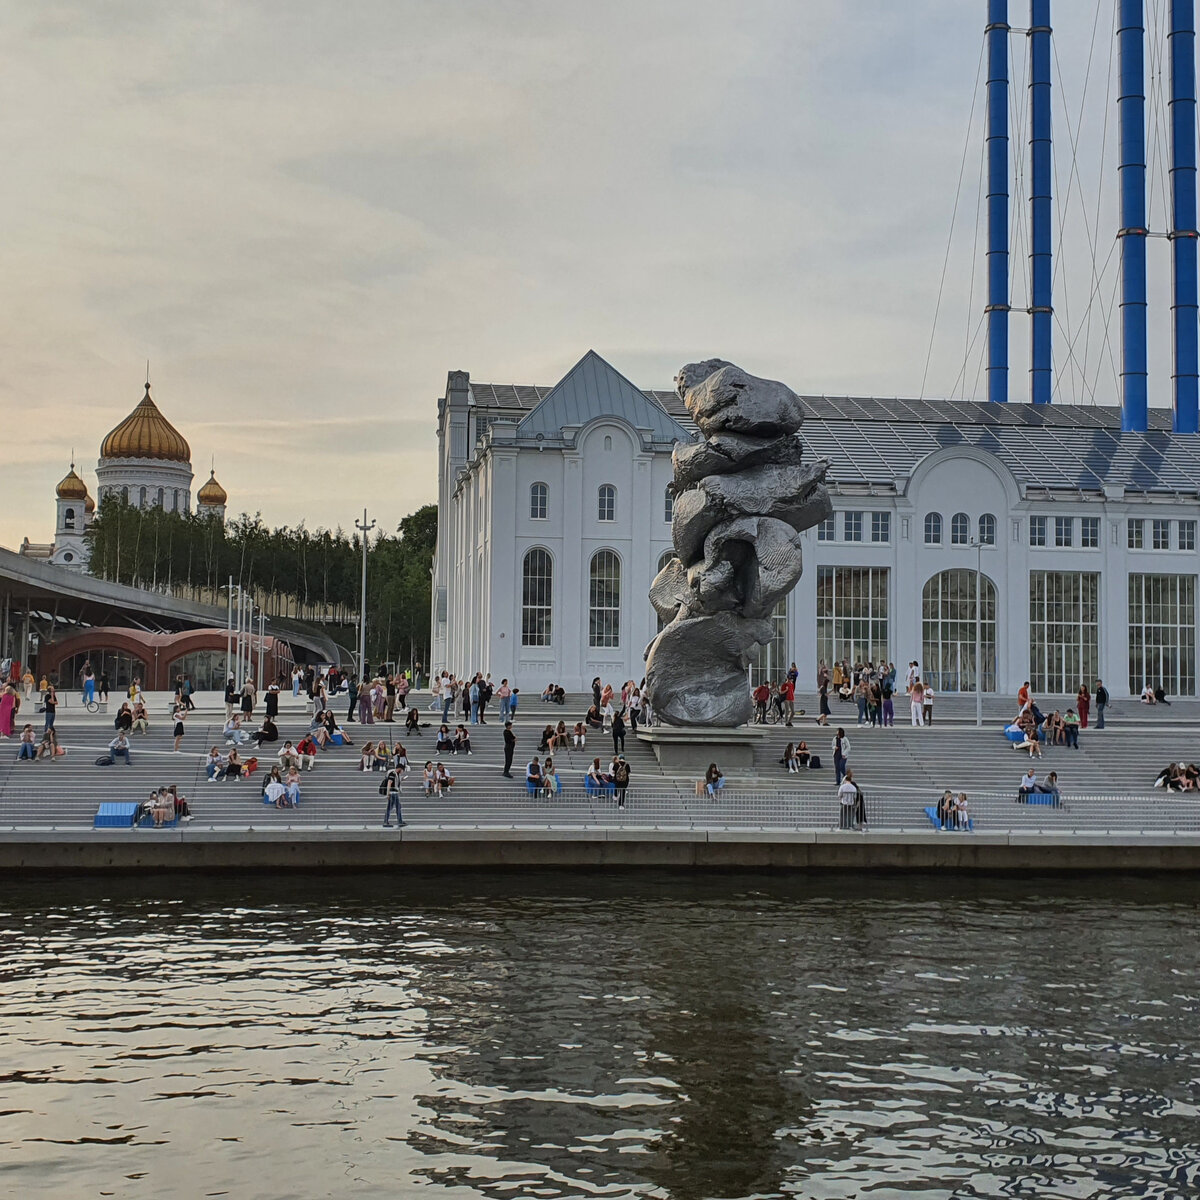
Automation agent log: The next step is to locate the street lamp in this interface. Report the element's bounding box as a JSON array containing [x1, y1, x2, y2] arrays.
[[355, 509, 376, 679]]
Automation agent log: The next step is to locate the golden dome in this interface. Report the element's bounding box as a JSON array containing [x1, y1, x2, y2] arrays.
[[55, 464, 88, 500], [196, 469, 227, 506], [84, 493, 96, 514], [100, 383, 191, 463]]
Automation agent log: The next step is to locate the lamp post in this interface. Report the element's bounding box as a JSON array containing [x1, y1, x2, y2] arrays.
[[969, 536, 987, 727], [355, 509, 376, 679]]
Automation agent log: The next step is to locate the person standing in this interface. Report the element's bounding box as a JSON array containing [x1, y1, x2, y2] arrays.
[[384, 676, 397, 722], [42, 684, 57, 732], [910, 680, 925, 727], [833, 727, 850, 785], [346, 674, 359, 723], [182, 674, 195, 711], [172, 705, 187, 753], [611, 709, 626, 756], [612, 755, 630, 811], [1076, 683, 1090, 729], [502, 720, 516, 778], [382, 769, 405, 827], [0, 683, 16, 737], [922, 685, 935, 726], [837, 768, 864, 830], [782, 677, 795, 726], [469, 677, 481, 725], [82, 661, 95, 705], [1095, 679, 1109, 729], [881, 673, 894, 727], [498, 679, 513, 722], [241, 679, 257, 720]]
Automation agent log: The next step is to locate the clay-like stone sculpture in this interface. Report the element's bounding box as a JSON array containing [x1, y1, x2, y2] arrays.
[[644, 360, 831, 726]]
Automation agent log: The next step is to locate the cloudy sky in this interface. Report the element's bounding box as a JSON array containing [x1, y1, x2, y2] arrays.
[[0, 1, 1163, 547]]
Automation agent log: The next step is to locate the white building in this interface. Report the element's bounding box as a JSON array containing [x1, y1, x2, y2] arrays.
[[432, 351, 1200, 698]]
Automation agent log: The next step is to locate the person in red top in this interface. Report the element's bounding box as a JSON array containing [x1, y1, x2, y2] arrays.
[[1017, 682, 1032, 713], [752, 683, 770, 724], [780, 679, 796, 726], [295, 735, 318, 770]]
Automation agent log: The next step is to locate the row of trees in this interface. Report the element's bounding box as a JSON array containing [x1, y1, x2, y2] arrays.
[[84, 498, 437, 667]]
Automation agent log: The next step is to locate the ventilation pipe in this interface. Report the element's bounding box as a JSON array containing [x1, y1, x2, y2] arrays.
[[1119, 0, 1149, 432], [1029, 1, 1053, 403], [1171, 0, 1199, 432], [986, 0, 1010, 403]]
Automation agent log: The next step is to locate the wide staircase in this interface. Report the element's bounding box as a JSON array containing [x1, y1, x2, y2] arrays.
[[1, 688, 1197, 835]]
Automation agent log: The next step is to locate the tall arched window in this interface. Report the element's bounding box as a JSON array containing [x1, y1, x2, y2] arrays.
[[598, 485, 616, 522], [663, 486, 674, 523], [924, 513, 943, 545], [138, 486, 147, 507], [521, 548, 553, 646], [951, 512, 970, 545], [922, 568, 997, 692], [979, 513, 997, 545], [64, 508, 76, 530], [121, 486, 129, 504], [529, 482, 548, 520], [156, 486, 165, 507], [589, 550, 621, 647]]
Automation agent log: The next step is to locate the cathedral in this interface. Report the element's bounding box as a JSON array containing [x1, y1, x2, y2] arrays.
[[20, 379, 228, 570]]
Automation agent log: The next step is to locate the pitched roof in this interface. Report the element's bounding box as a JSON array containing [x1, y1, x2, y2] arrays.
[[513, 351, 693, 444], [470, 357, 1200, 495]]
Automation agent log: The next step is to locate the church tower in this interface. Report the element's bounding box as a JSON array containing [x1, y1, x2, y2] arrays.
[[51, 463, 92, 569]]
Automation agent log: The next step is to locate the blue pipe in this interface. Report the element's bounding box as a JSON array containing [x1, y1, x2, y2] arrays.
[[986, 0, 1010, 403], [1119, 0, 1148, 432], [1029, 1, 1053, 403], [1171, 0, 1199, 432]]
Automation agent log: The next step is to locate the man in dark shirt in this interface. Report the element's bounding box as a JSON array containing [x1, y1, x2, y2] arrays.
[[1095, 679, 1109, 728], [503, 721, 516, 778]]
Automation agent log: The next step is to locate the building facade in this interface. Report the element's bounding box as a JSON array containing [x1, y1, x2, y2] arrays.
[[433, 352, 1200, 698]]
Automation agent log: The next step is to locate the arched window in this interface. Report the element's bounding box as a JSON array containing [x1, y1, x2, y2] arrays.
[[64, 508, 76, 530], [138, 486, 147, 507], [121, 487, 130, 504], [603, 435, 613, 451], [924, 513, 942, 545], [664, 486, 674, 523], [951, 513, 970, 545], [521, 549, 553, 646], [922, 569, 997, 692], [589, 550, 621, 647], [156, 487, 164, 507], [529, 482, 548, 520], [979, 513, 997, 545], [598, 485, 616, 522]]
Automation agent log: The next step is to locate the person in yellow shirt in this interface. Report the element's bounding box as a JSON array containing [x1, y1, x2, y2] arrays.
[[21, 670, 34, 701]]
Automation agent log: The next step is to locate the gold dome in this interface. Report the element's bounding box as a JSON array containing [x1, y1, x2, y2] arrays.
[[100, 383, 191, 463], [55, 464, 88, 500], [196, 469, 227, 506], [84, 493, 96, 514]]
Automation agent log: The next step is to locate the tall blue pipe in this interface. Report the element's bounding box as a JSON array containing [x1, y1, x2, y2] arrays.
[[1029, 1, 1053, 403], [986, 0, 1010, 403], [1170, 0, 1199, 432], [1119, 0, 1149, 432]]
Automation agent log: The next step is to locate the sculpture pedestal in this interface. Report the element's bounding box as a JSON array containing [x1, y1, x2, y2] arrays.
[[636, 724, 767, 773]]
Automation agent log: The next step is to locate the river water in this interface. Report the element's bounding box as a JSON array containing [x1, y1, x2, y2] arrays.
[[1, 873, 1198, 1199]]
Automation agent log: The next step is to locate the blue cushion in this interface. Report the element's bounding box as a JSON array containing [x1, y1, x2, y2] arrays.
[[94, 801, 141, 828]]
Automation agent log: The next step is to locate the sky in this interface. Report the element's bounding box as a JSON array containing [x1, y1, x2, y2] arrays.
[[0, 0, 1173, 549]]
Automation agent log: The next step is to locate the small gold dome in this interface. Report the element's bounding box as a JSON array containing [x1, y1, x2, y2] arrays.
[[197, 469, 227, 506], [84, 493, 96, 514], [100, 383, 191, 463], [56, 465, 88, 500]]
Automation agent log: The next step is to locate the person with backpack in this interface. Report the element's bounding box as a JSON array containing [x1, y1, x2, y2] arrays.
[[380, 769, 405, 827], [612, 755, 631, 811], [837, 768, 867, 831], [1095, 679, 1109, 729]]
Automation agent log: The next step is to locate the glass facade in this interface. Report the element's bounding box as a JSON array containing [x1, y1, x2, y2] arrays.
[[588, 550, 621, 648], [521, 548, 553, 646], [749, 600, 789, 687], [55, 650, 147, 693], [1028, 571, 1099, 694], [921, 569, 997, 692], [166, 649, 240, 693], [1128, 574, 1197, 696], [816, 567, 889, 668]]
